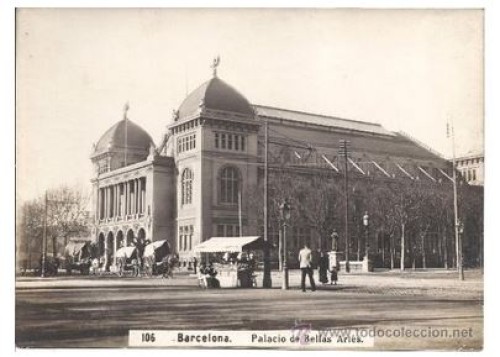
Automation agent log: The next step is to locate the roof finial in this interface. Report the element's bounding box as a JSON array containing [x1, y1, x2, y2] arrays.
[[123, 101, 130, 120], [211, 56, 220, 77]]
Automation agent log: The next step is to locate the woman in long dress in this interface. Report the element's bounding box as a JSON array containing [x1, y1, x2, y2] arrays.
[[319, 251, 329, 284]]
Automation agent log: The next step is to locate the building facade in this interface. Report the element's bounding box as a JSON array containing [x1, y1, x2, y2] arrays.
[[91, 69, 453, 269], [456, 153, 484, 186]]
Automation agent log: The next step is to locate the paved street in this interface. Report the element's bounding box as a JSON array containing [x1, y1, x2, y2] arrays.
[[16, 270, 483, 350]]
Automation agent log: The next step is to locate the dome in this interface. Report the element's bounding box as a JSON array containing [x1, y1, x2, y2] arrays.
[[177, 77, 254, 120], [93, 119, 153, 156]]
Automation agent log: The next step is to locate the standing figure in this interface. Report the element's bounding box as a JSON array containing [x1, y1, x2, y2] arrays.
[[330, 266, 338, 285], [193, 256, 198, 274], [298, 243, 316, 292], [319, 251, 329, 284]]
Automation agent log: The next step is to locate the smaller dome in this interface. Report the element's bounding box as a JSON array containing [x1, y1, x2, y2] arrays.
[[178, 77, 254, 120], [93, 119, 153, 156]]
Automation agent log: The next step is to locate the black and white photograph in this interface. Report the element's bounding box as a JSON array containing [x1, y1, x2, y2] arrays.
[[11, 5, 488, 351]]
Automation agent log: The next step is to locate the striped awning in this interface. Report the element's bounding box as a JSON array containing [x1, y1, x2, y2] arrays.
[[194, 236, 268, 253]]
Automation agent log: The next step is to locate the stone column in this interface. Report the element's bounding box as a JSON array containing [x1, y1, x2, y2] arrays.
[[142, 178, 146, 214], [125, 181, 129, 216], [113, 233, 117, 266], [122, 183, 125, 217], [134, 179, 138, 215], [101, 188, 105, 219], [107, 187, 111, 218], [118, 184, 122, 217], [137, 178, 142, 214], [110, 186, 114, 218], [98, 188, 102, 220], [104, 187, 108, 219], [131, 180, 135, 215], [123, 182, 126, 217], [104, 234, 109, 271], [115, 185, 118, 218], [112, 185, 115, 218], [128, 180, 132, 216]]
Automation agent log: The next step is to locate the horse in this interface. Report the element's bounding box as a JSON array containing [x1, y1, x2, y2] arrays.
[[158, 253, 179, 279]]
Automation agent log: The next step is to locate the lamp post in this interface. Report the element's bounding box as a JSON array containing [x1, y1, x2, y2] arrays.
[[458, 219, 465, 280], [280, 199, 291, 290], [339, 139, 350, 272], [363, 212, 369, 260]]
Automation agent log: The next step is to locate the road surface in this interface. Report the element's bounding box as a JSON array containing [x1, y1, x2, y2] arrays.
[[16, 269, 483, 350]]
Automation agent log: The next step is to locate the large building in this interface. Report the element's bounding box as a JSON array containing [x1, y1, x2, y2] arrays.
[[90, 68, 451, 269], [456, 152, 484, 186]]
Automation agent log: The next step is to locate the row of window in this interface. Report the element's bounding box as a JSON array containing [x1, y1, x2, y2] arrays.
[[98, 158, 111, 173], [215, 133, 246, 151], [216, 224, 241, 237], [179, 225, 194, 251], [181, 169, 193, 205], [462, 169, 478, 182], [176, 132, 247, 154], [181, 166, 241, 206], [178, 134, 196, 154], [459, 157, 482, 166]]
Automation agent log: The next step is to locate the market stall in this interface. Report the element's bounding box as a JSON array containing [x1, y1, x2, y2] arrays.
[[194, 236, 272, 288]]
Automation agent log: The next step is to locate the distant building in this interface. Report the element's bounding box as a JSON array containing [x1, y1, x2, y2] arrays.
[[90, 67, 453, 269], [456, 153, 484, 186]]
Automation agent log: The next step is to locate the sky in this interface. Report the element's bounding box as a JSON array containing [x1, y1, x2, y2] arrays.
[[16, 8, 484, 203]]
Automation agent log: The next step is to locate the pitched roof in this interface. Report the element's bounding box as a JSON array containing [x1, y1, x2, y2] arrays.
[[254, 105, 396, 137]]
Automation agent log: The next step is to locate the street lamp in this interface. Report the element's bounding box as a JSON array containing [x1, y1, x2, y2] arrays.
[[457, 219, 465, 280], [363, 212, 369, 261], [279, 199, 291, 290]]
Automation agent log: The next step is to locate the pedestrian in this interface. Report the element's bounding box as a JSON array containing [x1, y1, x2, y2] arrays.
[[298, 243, 316, 292], [319, 251, 329, 284], [193, 256, 198, 274], [330, 266, 338, 285]]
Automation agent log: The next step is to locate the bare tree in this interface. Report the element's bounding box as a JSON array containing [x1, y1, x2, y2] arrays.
[[45, 185, 91, 255], [17, 185, 91, 271]]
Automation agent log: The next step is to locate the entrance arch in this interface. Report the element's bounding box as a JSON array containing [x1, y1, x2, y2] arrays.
[[116, 231, 124, 249], [106, 231, 114, 271], [98, 233, 105, 257], [126, 229, 135, 247], [137, 228, 146, 242]]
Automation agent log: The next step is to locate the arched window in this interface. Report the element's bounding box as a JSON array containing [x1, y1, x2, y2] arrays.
[[181, 168, 193, 205], [220, 166, 240, 204]]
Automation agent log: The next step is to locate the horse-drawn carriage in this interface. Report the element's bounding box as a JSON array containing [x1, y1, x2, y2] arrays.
[[115, 246, 141, 277], [62, 240, 95, 275], [142, 240, 178, 278]]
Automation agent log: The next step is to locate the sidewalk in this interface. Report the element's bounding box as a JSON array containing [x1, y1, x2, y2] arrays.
[[16, 269, 483, 299]]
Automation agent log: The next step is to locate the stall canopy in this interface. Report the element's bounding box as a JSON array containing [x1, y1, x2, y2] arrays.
[[116, 246, 137, 259], [194, 236, 272, 253], [143, 240, 170, 258]]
